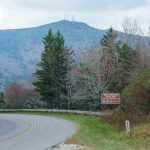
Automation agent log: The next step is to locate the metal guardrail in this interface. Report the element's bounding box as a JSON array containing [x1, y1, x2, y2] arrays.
[[0, 109, 101, 116]]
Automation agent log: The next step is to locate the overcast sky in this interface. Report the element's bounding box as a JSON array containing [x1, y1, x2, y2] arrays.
[[0, 0, 150, 32]]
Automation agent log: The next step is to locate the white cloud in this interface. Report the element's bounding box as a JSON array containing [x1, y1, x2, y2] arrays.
[[0, 10, 3, 26], [4, 0, 146, 12]]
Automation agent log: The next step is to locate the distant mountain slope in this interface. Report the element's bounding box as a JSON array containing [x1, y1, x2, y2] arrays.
[[0, 20, 106, 89], [0, 20, 149, 90]]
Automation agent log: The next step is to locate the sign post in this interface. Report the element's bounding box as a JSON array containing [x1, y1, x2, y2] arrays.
[[101, 93, 121, 104]]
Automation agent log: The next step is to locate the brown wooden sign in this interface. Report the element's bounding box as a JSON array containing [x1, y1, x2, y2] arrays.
[[101, 93, 121, 104]]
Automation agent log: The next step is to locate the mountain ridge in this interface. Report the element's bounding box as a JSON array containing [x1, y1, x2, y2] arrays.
[[0, 20, 103, 31], [0, 20, 149, 89], [0, 20, 106, 89]]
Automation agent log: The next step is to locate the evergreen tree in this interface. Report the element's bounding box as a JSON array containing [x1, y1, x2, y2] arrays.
[[100, 28, 135, 92], [101, 27, 117, 48], [33, 30, 73, 108], [100, 28, 119, 92], [116, 43, 136, 91]]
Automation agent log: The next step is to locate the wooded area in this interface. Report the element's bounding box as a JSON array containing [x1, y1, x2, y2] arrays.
[[1, 19, 150, 113]]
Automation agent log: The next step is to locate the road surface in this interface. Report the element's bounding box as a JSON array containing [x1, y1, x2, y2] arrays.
[[0, 114, 75, 150]]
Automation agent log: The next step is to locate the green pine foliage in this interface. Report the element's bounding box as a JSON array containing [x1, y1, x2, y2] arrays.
[[100, 28, 136, 93], [100, 27, 117, 48], [99, 28, 119, 92], [33, 30, 73, 109], [116, 43, 136, 91]]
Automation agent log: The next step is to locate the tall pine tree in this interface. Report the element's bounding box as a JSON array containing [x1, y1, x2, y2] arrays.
[[116, 43, 136, 91], [33, 30, 73, 108], [100, 28, 135, 92], [99, 28, 119, 92]]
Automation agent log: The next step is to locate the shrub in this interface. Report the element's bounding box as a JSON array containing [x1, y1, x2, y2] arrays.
[[103, 69, 150, 130], [0, 92, 5, 108], [4, 82, 38, 108], [122, 68, 150, 116]]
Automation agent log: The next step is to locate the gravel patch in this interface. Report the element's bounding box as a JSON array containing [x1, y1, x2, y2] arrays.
[[51, 143, 88, 150]]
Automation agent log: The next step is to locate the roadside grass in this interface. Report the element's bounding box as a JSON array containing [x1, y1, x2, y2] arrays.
[[9, 112, 138, 150], [131, 122, 150, 150], [3, 112, 150, 150]]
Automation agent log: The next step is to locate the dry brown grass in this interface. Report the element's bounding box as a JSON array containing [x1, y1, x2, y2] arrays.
[[132, 122, 150, 139], [131, 122, 150, 150], [102, 109, 150, 130], [102, 110, 150, 150]]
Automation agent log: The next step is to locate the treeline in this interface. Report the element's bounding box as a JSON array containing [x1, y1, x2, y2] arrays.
[[1, 19, 150, 111]]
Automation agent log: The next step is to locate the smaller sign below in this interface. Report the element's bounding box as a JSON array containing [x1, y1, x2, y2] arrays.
[[101, 93, 121, 104]]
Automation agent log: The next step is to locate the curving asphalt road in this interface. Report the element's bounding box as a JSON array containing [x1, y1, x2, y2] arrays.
[[0, 114, 75, 150]]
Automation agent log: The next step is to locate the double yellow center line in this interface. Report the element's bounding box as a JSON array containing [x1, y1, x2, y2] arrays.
[[0, 119, 37, 145]]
